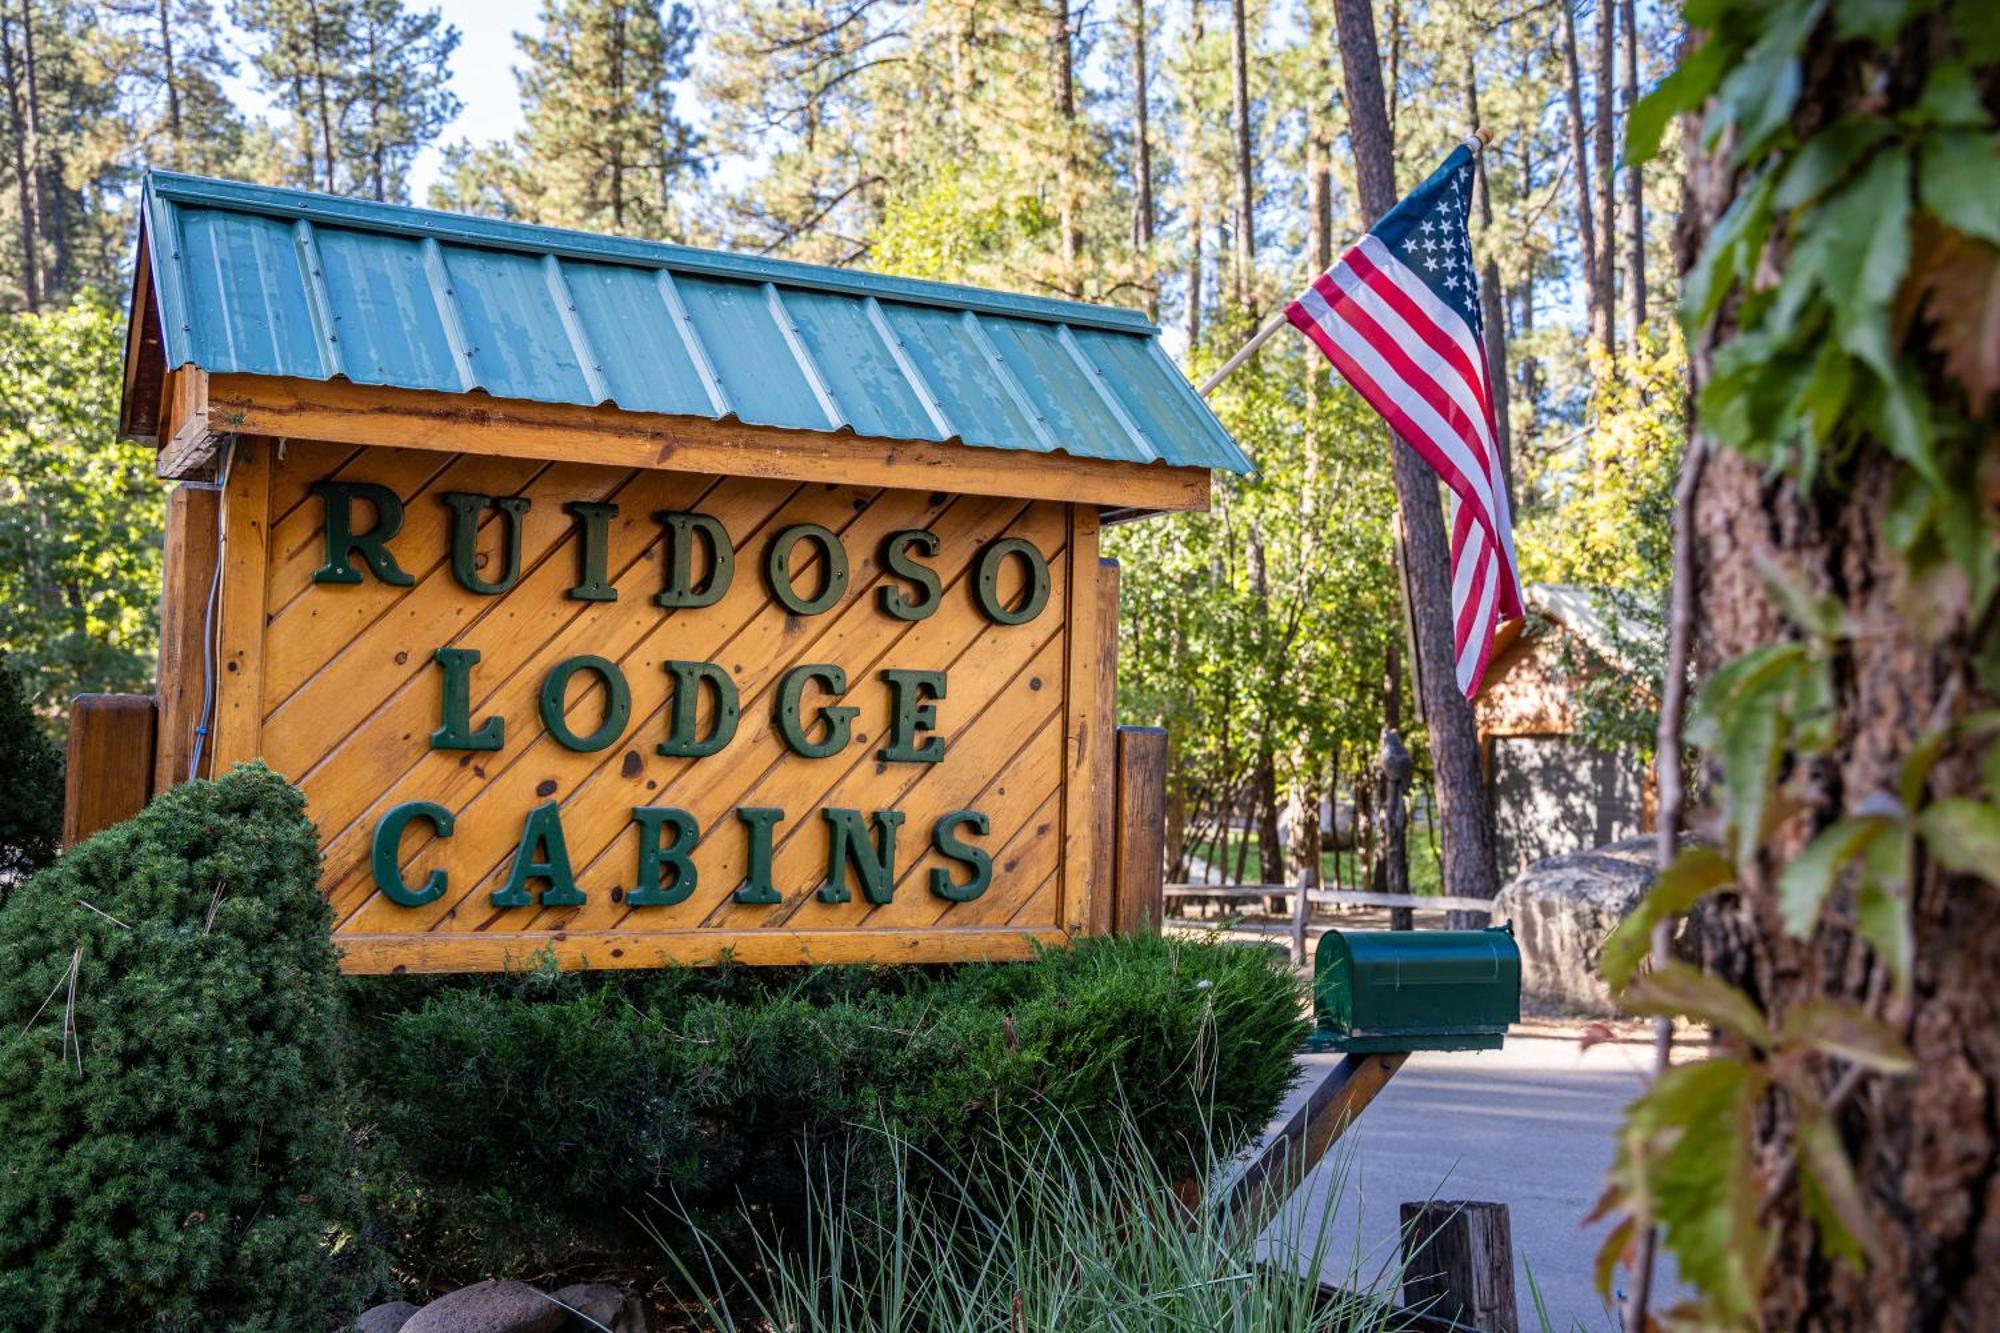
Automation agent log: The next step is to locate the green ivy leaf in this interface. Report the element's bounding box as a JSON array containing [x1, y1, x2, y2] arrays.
[[1633, 1057, 1767, 1320], [1774, 117, 1892, 211], [1834, 0, 1923, 43], [1601, 847, 1737, 991], [1777, 815, 1894, 937], [1624, 962, 1773, 1048], [1713, 0, 1825, 165], [1625, 34, 1734, 167], [1796, 1104, 1882, 1271], [1857, 879, 1914, 1003], [1920, 130, 2000, 245], [1809, 147, 1913, 377], [1911, 64, 1990, 129], [1682, 174, 1777, 338], [1918, 798, 2000, 879], [1778, 997, 1915, 1072]]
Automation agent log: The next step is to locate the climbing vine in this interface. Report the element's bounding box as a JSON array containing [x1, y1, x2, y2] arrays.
[[1599, 1, 2000, 1324]]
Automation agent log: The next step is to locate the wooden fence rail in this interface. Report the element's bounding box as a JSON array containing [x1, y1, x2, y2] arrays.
[[1166, 885, 1498, 915]]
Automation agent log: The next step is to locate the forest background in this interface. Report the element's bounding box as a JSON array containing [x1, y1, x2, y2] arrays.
[[0, 0, 1684, 894]]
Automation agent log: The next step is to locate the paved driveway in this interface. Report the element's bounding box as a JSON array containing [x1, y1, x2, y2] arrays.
[[1255, 1031, 1692, 1331]]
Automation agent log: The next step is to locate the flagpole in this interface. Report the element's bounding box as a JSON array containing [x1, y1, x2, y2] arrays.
[[1194, 127, 1492, 401]]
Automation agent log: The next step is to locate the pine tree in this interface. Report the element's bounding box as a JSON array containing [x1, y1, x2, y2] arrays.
[[0, 1, 118, 309], [100, 0, 245, 176], [231, 0, 457, 200], [510, 0, 700, 235]]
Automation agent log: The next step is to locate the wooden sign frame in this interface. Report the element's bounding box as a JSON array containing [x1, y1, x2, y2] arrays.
[[135, 373, 1193, 973]]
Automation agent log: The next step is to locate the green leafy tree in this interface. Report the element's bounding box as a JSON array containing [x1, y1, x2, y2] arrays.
[[0, 657, 61, 885], [434, 0, 699, 237], [0, 297, 163, 716], [230, 0, 458, 201], [97, 0, 246, 176]]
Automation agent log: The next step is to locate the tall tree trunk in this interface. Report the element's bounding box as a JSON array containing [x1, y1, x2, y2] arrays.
[[1052, 0, 1080, 282], [1332, 0, 1500, 913], [156, 0, 184, 165], [305, 0, 339, 192], [1185, 202, 1203, 348], [1227, 0, 1254, 319], [1593, 0, 1617, 356], [1676, 10, 2000, 1323], [1559, 0, 1600, 357], [1131, 0, 1155, 320], [0, 9, 39, 310], [1619, 0, 1645, 341], [14, 0, 44, 307], [611, 4, 628, 228], [1465, 59, 1513, 510], [1182, 0, 1204, 348]]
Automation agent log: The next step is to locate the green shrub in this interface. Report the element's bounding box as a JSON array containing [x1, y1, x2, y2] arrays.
[[350, 933, 1306, 1286], [0, 658, 61, 888], [0, 763, 356, 1332]]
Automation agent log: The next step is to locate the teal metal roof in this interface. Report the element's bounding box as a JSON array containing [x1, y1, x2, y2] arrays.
[[121, 171, 1250, 476]]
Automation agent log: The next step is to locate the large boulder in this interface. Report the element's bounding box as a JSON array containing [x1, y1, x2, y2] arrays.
[[401, 1281, 566, 1333], [1492, 836, 1657, 1014], [550, 1282, 649, 1331]]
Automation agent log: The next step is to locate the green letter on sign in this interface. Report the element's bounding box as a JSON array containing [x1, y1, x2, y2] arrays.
[[566, 501, 619, 602], [629, 806, 699, 906], [974, 537, 1051, 625], [372, 801, 453, 907], [656, 512, 733, 608], [310, 480, 414, 586], [492, 801, 585, 908], [929, 810, 992, 902], [734, 807, 784, 904], [879, 530, 942, 621], [879, 669, 946, 764], [443, 491, 531, 595], [431, 647, 504, 751], [818, 808, 904, 904], [660, 661, 740, 758], [765, 523, 849, 615], [776, 664, 858, 758], [540, 655, 631, 752]]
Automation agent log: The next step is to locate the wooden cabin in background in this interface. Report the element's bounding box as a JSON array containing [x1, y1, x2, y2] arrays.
[[1474, 584, 1658, 878]]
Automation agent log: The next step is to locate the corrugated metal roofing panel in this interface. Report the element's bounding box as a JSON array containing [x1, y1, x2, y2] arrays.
[[126, 170, 1253, 477]]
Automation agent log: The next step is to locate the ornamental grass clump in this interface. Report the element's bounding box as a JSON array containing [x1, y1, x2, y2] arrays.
[[0, 762, 357, 1333], [661, 1107, 1390, 1333]]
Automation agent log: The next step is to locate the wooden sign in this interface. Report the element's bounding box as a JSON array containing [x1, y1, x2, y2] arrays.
[[197, 438, 1110, 973], [108, 173, 1246, 973]]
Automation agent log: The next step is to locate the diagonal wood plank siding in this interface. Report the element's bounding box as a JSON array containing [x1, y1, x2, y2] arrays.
[[207, 437, 1104, 971]]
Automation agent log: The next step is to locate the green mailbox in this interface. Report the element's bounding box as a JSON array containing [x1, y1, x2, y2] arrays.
[[1309, 927, 1521, 1053]]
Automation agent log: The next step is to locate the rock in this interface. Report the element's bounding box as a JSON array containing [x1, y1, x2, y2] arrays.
[[354, 1302, 421, 1333], [401, 1281, 567, 1333], [1492, 836, 1658, 1014], [549, 1282, 649, 1332]]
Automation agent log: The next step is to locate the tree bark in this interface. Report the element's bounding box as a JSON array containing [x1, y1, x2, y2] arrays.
[[156, 0, 184, 165], [1332, 0, 1501, 910], [1051, 0, 1080, 282], [1679, 13, 2000, 1324], [1131, 0, 1155, 320], [0, 7, 39, 310], [1559, 0, 1601, 358], [1619, 0, 1645, 341], [1228, 0, 1254, 319], [1466, 58, 1513, 511], [13, 0, 43, 308], [1592, 0, 1616, 356]]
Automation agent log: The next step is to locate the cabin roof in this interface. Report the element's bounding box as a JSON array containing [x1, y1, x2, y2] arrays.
[[120, 171, 1251, 478]]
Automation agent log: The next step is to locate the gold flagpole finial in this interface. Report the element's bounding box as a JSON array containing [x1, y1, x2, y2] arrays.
[[1462, 126, 1494, 155]]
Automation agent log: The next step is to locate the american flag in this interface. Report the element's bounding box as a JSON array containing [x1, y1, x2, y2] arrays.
[[1284, 146, 1522, 698]]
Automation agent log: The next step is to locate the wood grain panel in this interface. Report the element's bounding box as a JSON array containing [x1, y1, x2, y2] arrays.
[[242, 441, 1108, 972]]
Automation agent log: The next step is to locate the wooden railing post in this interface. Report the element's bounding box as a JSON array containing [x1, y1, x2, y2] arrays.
[[1399, 1200, 1519, 1332], [64, 694, 158, 846], [1113, 725, 1168, 934]]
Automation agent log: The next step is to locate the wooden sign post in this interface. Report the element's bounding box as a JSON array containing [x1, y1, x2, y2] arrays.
[[95, 172, 1249, 973]]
